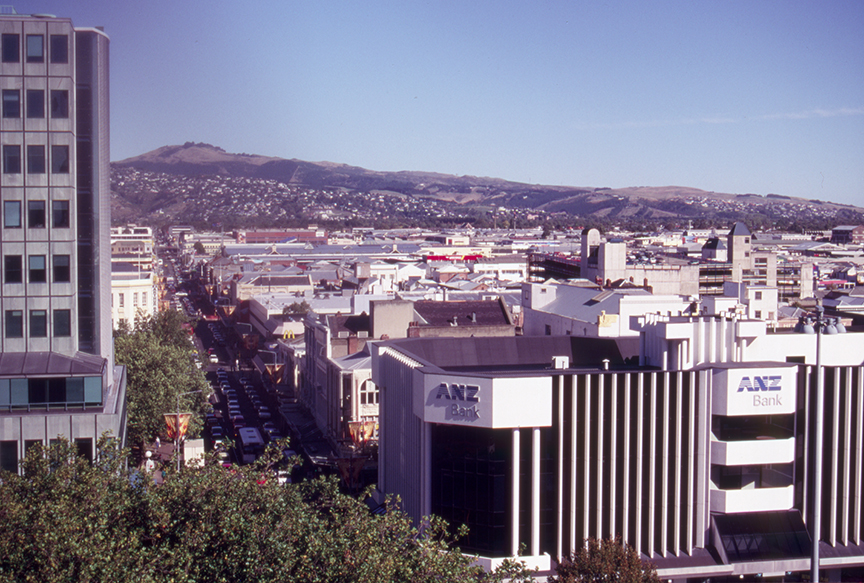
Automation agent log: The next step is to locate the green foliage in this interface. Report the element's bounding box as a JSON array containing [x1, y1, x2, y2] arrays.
[[0, 439, 536, 583], [549, 536, 660, 583], [282, 300, 311, 316], [193, 240, 207, 255], [114, 310, 210, 448]]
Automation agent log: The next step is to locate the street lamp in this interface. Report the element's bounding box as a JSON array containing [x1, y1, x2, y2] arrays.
[[811, 306, 824, 583], [170, 389, 202, 472]]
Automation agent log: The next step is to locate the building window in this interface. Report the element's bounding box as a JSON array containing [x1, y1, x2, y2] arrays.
[[27, 146, 45, 174], [142, 291, 147, 306], [27, 200, 45, 228], [0, 441, 17, 474], [1, 34, 19, 63], [3, 145, 21, 173], [754, 310, 762, 319], [53, 309, 71, 337], [4, 200, 21, 228], [51, 145, 69, 174], [133, 292, 138, 306], [4, 310, 22, 337], [53, 255, 70, 282], [28, 255, 46, 283], [50, 90, 68, 118], [4, 255, 22, 283], [119, 293, 124, 308], [359, 380, 379, 405], [2, 90, 19, 118], [52, 200, 69, 227], [26, 89, 44, 118], [755, 291, 763, 300], [49, 35, 67, 63], [25, 35, 43, 63], [29, 310, 47, 337]]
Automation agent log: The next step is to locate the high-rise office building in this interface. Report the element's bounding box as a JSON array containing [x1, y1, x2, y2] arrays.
[[0, 10, 125, 471]]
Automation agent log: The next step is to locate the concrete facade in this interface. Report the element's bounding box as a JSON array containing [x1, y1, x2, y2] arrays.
[[0, 13, 125, 471]]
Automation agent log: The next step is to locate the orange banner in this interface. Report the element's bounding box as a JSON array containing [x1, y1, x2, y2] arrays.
[[164, 412, 192, 441], [348, 420, 377, 447]]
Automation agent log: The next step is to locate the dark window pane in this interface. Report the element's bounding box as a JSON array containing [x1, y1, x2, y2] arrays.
[[48, 378, 65, 403], [5, 310, 22, 337], [52, 200, 69, 227], [25, 35, 43, 63], [75, 438, 92, 462], [1, 34, 18, 63], [52, 255, 70, 282], [0, 441, 17, 474], [53, 309, 71, 336], [29, 310, 47, 337], [51, 145, 69, 174], [4, 256, 22, 283], [49, 35, 67, 64], [4, 201, 21, 228], [3, 145, 20, 173], [27, 200, 45, 227], [28, 255, 46, 283], [2, 90, 19, 118], [27, 146, 45, 174], [26, 90, 43, 118], [50, 90, 68, 118], [28, 378, 46, 403]]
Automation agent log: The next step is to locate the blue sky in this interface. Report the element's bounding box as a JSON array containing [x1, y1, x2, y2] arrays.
[[14, 0, 864, 205]]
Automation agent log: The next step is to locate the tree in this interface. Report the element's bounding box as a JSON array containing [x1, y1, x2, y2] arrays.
[[549, 536, 660, 583], [282, 300, 311, 316], [193, 240, 207, 255], [0, 439, 536, 583], [114, 310, 210, 450]]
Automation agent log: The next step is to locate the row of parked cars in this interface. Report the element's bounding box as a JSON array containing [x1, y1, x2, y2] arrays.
[[206, 367, 289, 461]]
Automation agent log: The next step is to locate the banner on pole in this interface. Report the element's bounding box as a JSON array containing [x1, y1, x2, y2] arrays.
[[164, 412, 192, 441]]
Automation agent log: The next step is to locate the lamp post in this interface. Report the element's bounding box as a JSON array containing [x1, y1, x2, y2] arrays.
[[811, 306, 824, 583], [173, 389, 202, 472]]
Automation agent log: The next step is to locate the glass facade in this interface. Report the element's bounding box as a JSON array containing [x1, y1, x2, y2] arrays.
[[0, 376, 102, 409]]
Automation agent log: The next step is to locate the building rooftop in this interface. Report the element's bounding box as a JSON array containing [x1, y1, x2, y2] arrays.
[[0, 351, 105, 376], [382, 335, 639, 374], [413, 299, 511, 327]]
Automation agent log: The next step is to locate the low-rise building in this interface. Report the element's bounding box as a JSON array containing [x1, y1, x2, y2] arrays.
[[111, 263, 157, 329]]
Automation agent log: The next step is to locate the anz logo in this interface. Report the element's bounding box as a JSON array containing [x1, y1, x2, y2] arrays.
[[435, 383, 479, 402], [737, 375, 783, 407], [736, 376, 782, 392]]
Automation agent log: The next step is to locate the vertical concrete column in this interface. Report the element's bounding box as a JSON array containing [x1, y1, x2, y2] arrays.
[[532, 426, 541, 556], [511, 427, 520, 556]]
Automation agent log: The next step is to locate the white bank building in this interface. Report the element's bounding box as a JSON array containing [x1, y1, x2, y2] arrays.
[[371, 314, 864, 581]]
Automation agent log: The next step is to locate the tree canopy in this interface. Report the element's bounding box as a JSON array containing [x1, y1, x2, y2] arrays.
[[114, 310, 210, 448], [548, 536, 660, 583], [0, 438, 536, 583]]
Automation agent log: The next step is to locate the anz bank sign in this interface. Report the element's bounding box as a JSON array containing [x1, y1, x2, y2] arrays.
[[712, 366, 796, 416], [420, 374, 552, 429]]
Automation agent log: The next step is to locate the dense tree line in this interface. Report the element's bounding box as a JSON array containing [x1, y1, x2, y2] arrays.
[[0, 438, 536, 583]]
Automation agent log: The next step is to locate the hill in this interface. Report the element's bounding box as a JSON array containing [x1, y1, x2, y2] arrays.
[[112, 143, 864, 229]]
